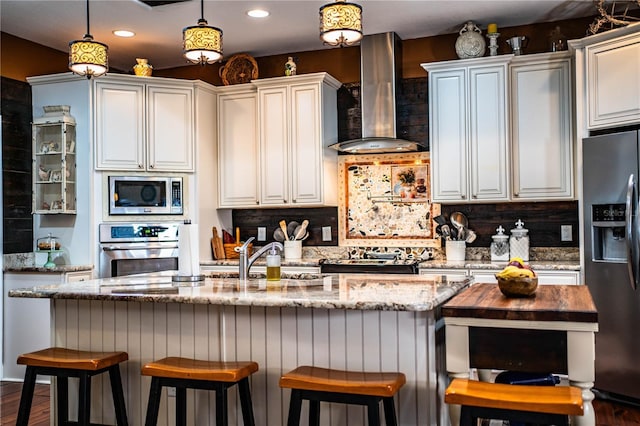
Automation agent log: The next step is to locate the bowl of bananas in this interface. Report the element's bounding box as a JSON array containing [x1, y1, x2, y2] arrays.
[[495, 257, 538, 297]]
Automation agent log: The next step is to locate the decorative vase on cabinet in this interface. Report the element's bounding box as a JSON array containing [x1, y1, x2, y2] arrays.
[[32, 105, 76, 214], [455, 21, 486, 59]]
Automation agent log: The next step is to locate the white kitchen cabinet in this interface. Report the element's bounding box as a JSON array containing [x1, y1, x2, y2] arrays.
[[217, 84, 260, 207], [422, 56, 511, 203], [95, 76, 194, 172], [423, 52, 574, 203], [254, 73, 340, 207], [2, 270, 93, 381], [32, 106, 77, 214], [510, 52, 574, 200], [584, 28, 640, 129], [469, 269, 579, 285], [218, 73, 341, 208], [419, 268, 469, 277]]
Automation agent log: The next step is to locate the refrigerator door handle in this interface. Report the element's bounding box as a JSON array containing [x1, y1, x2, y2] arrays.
[[625, 174, 638, 290]]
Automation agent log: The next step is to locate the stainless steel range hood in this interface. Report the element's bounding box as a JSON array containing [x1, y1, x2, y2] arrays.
[[330, 32, 426, 153]]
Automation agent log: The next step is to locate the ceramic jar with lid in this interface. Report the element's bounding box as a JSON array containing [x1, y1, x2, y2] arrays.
[[490, 225, 510, 262], [455, 21, 486, 59], [509, 219, 529, 261]]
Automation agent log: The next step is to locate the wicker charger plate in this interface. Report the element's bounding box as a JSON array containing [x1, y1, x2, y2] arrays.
[[219, 53, 259, 85]]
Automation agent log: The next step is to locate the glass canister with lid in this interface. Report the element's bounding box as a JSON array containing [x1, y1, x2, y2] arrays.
[[509, 219, 530, 261], [490, 225, 510, 262]]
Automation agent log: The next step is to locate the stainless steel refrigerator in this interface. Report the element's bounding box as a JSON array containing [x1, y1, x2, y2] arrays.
[[583, 129, 640, 401]]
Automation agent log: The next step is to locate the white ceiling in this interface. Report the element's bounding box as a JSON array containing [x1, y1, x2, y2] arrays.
[[1, 0, 598, 71]]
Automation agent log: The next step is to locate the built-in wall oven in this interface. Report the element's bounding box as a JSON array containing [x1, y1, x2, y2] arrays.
[[99, 223, 180, 278]]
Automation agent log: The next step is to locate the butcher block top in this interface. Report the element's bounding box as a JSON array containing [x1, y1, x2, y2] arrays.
[[442, 284, 598, 323]]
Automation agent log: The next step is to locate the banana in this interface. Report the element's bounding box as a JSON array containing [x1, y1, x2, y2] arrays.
[[496, 264, 535, 279]]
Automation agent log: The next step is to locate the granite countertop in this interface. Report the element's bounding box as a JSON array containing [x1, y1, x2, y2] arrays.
[[200, 258, 324, 268], [8, 270, 472, 312], [418, 260, 580, 271], [202, 259, 580, 271], [4, 265, 94, 273]]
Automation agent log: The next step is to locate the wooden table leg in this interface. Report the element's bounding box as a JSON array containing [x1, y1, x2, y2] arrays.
[[568, 331, 597, 426], [446, 324, 471, 426]]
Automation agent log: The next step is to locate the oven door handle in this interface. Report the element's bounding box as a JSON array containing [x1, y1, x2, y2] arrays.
[[101, 243, 179, 251]]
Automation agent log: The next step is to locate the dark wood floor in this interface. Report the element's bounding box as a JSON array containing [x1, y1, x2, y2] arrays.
[[1, 381, 639, 425]]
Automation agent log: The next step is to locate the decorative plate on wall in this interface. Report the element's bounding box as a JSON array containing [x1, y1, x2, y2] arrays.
[[219, 53, 259, 85]]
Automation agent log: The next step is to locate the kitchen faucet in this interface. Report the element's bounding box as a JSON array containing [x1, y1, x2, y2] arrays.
[[236, 237, 284, 280]]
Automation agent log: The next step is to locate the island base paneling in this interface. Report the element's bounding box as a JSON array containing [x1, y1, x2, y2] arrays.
[[51, 300, 447, 426]]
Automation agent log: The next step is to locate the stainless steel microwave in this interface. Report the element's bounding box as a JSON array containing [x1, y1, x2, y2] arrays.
[[108, 176, 183, 215]]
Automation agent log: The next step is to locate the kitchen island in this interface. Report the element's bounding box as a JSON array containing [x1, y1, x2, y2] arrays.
[[9, 271, 471, 426]]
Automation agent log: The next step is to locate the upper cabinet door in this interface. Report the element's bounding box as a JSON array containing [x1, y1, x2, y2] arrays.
[[587, 31, 640, 129], [290, 82, 323, 204], [95, 81, 145, 170], [147, 85, 194, 171], [468, 64, 509, 201], [217, 89, 259, 208], [511, 53, 573, 200], [259, 86, 289, 205], [429, 68, 468, 202]]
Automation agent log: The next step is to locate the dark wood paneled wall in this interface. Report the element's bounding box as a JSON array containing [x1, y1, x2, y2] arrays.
[[232, 207, 338, 246], [2, 77, 33, 253], [441, 202, 579, 248]]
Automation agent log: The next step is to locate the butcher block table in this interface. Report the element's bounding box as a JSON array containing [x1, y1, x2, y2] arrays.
[[442, 284, 598, 426]]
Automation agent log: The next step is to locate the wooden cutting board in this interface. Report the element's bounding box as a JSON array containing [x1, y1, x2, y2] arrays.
[[212, 227, 225, 259]]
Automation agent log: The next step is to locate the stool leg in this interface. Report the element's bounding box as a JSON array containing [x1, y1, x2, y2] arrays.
[[144, 377, 162, 426], [16, 366, 37, 426], [78, 372, 91, 425], [459, 406, 475, 426], [286, 389, 303, 426], [382, 397, 398, 426], [215, 386, 228, 426], [238, 377, 256, 426], [108, 365, 129, 426], [309, 400, 320, 426], [57, 376, 69, 425], [176, 387, 187, 426], [367, 401, 380, 426]]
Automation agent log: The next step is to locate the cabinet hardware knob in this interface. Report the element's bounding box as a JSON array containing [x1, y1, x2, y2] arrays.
[[472, 194, 477, 199], [149, 164, 154, 169], [284, 200, 287, 203], [256, 200, 259, 205], [138, 164, 143, 168], [514, 192, 519, 197], [461, 195, 466, 199]]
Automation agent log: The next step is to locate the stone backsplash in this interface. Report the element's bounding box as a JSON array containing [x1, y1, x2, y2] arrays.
[[302, 245, 579, 262]]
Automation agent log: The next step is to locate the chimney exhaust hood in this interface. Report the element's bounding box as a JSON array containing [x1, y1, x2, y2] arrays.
[[330, 32, 426, 154]]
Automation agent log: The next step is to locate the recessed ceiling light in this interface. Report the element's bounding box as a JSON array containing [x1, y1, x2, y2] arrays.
[[247, 9, 269, 18], [113, 30, 135, 37]]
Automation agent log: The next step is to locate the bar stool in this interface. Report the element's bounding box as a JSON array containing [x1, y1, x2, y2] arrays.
[[279, 365, 406, 426], [444, 378, 584, 426], [16, 347, 129, 426], [141, 357, 258, 426]]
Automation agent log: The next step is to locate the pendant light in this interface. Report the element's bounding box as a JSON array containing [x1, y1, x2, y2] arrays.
[[183, 0, 223, 64], [319, 0, 363, 47], [68, 0, 108, 79]]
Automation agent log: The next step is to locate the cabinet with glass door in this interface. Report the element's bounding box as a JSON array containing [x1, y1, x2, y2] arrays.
[[32, 105, 76, 214]]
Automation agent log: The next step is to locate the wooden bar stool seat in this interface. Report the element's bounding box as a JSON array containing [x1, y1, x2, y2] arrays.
[[279, 365, 406, 426], [16, 347, 129, 426], [141, 357, 258, 426], [445, 378, 584, 426]]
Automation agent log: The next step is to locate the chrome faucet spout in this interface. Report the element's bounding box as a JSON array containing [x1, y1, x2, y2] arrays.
[[236, 238, 284, 280]]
